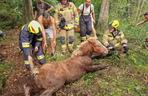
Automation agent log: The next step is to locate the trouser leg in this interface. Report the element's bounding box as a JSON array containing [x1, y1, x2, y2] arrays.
[[36, 46, 46, 65], [59, 29, 67, 53], [19, 41, 33, 70], [22, 48, 32, 70], [67, 29, 75, 52], [80, 16, 87, 42], [86, 16, 92, 36]]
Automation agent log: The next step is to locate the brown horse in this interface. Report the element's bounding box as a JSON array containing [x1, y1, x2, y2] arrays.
[[72, 37, 108, 57], [24, 37, 108, 96]]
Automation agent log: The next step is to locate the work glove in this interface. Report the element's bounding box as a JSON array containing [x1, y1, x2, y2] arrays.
[[25, 64, 31, 71], [34, 46, 39, 52], [123, 46, 128, 53], [107, 45, 115, 51]]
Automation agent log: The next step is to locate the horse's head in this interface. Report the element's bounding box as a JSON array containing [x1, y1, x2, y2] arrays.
[[72, 37, 108, 57], [87, 37, 108, 57]]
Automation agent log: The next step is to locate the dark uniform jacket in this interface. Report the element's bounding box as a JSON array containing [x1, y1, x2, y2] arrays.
[[19, 24, 42, 49]]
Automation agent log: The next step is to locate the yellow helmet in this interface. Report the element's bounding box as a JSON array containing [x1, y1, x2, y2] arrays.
[[111, 20, 119, 28], [28, 20, 42, 34]]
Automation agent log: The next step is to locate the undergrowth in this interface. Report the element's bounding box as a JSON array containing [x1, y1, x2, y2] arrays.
[[0, 62, 11, 95]]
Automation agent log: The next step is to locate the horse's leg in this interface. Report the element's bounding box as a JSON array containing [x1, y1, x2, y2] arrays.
[[23, 84, 30, 96], [84, 64, 108, 72], [39, 88, 55, 96], [40, 80, 65, 96]]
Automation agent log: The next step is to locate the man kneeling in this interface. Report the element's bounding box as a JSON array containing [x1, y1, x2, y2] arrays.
[[103, 20, 128, 54]]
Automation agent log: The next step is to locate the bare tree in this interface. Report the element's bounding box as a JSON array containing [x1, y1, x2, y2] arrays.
[[97, 0, 109, 34], [24, 0, 33, 23]]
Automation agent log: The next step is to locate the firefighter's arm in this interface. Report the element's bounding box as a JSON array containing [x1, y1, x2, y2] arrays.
[[37, 16, 47, 50], [36, 34, 43, 46], [103, 32, 114, 50], [72, 2, 79, 26], [34, 35, 43, 52], [20, 28, 31, 49], [120, 31, 128, 46], [120, 31, 128, 53], [102, 31, 110, 47]]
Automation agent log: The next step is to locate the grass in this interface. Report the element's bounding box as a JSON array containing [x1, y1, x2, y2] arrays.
[[1, 21, 148, 96], [0, 0, 148, 95]]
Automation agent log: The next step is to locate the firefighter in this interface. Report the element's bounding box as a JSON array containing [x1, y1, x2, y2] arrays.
[[38, 12, 57, 56], [19, 20, 46, 70], [78, 0, 96, 42], [55, 0, 79, 53], [103, 20, 128, 54]]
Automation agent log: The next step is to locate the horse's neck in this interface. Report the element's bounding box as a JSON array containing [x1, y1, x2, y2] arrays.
[[71, 49, 82, 57], [71, 44, 92, 57], [81, 43, 93, 56]]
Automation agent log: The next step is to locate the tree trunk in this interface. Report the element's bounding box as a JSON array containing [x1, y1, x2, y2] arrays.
[[24, 0, 33, 23], [97, 0, 109, 35], [135, 0, 145, 24]]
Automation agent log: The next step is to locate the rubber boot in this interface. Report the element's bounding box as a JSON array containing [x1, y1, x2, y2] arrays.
[[68, 43, 74, 52], [24, 60, 31, 71], [61, 44, 67, 54], [81, 36, 87, 42]]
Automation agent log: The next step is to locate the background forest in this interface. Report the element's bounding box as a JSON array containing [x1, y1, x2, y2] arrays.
[[0, 0, 148, 96]]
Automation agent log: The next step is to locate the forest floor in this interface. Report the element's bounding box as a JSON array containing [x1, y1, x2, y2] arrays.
[[0, 28, 148, 96]]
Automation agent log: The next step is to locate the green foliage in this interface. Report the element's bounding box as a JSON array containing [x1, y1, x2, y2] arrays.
[[45, 0, 59, 6], [0, 62, 11, 94], [83, 73, 97, 86], [0, 0, 148, 95], [0, 1, 23, 29], [98, 76, 146, 96]]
